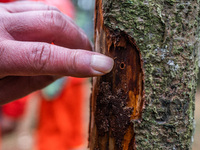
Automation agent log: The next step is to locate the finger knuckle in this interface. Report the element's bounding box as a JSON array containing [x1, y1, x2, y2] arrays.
[[30, 44, 52, 71], [69, 51, 79, 72], [46, 5, 60, 12], [43, 10, 66, 32], [0, 40, 8, 58], [0, 42, 5, 58]]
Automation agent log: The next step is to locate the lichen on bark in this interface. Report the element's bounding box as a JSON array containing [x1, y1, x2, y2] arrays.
[[90, 0, 200, 149]]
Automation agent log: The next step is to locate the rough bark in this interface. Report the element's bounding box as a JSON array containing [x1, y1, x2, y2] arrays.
[[89, 0, 199, 149]]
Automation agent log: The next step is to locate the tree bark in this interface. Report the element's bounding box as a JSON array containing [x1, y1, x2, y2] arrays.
[[89, 0, 199, 149]]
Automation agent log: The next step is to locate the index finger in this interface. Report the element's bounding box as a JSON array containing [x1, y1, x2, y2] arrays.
[[6, 10, 92, 50], [0, 1, 57, 13]]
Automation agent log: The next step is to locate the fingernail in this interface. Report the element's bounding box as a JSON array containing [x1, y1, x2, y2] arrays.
[[91, 55, 114, 75]]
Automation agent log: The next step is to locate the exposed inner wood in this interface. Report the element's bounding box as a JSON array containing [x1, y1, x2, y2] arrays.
[[89, 0, 144, 149]]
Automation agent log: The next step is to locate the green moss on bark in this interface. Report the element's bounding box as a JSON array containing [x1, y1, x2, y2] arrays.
[[102, 0, 199, 149]]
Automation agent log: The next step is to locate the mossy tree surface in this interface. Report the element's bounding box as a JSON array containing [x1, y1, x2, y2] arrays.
[[89, 0, 199, 149]]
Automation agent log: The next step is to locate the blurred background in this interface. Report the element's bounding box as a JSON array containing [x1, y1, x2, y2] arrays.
[[0, 0, 199, 150], [1, 0, 95, 150]]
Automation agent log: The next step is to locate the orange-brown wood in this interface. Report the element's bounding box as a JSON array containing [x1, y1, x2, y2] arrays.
[[89, 0, 144, 149]]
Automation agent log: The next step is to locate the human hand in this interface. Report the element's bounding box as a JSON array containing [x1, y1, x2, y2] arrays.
[[0, 1, 114, 104]]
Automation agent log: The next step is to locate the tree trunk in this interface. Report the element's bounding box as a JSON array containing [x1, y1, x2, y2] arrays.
[[89, 0, 199, 149]]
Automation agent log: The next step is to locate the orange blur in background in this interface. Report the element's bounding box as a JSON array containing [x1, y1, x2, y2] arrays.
[[0, 0, 86, 150]]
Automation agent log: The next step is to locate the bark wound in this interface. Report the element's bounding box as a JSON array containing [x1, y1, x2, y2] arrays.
[[89, 0, 144, 149]]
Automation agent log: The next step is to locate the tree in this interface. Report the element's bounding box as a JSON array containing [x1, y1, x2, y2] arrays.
[[89, 0, 199, 149]]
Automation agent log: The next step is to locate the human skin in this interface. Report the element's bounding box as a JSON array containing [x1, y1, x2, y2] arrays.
[[0, 1, 114, 104]]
